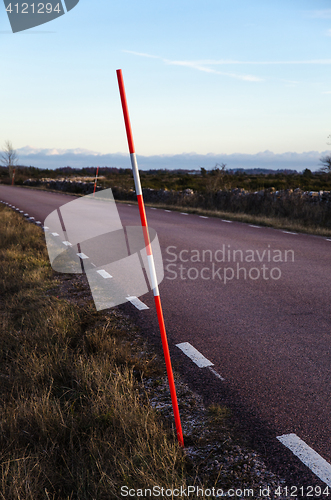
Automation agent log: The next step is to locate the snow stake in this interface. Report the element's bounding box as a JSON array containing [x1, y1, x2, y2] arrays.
[[93, 166, 99, 196], [116, 69, 184, 448]]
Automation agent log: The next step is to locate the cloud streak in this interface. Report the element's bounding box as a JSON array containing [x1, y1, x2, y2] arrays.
[[123, 50, 331, 84], [308, 9, 331, 19], [123, 50, 264, 82]]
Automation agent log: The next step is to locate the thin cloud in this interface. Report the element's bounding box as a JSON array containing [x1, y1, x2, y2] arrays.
[[122, 50, 263, 82], [308, 9, 331, 19], [190, 59, 331, 65], [123, 50, 331, 85], [122, 50, 159, 59], [163, 59, 262, 81]]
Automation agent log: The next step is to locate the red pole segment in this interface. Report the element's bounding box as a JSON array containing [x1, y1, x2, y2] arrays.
[[116, 69, 184, 448]]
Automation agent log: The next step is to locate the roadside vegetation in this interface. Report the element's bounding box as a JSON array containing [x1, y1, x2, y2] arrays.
[[1, 163, 331, 193], [3, 164, 331, 235], [0, 205, 188, 499]]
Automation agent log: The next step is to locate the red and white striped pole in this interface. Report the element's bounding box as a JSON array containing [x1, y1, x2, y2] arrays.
[[93, 166, 99, 196], [116, 69, 184, 448]]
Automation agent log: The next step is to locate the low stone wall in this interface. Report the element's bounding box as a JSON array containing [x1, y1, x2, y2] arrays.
[[23, 178, 103, 195]]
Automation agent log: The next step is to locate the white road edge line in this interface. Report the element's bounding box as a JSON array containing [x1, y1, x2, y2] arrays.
[[249, 225, 261, 228], [277, 434, 331, 486], [326, 239, 331, 242], [126, 296, 149, 310], [283, 231, 297, 235], [221, 220, 232, 223], [176, 342, 213, 368]]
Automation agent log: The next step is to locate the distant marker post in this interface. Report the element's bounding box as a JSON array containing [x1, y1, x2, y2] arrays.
[[11, 168, 15, 186], [116, 69, 184, 448], [93, 166, 99, 196]]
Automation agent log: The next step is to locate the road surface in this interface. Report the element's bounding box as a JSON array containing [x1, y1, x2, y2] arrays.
[[1, 184, 331, 488]]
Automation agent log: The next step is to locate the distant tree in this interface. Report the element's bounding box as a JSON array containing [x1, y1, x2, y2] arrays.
[[319, 135, 331, 174], [302, 168, 313, 178], [319, 155, 331, 174], [0, 140, 18, 179]]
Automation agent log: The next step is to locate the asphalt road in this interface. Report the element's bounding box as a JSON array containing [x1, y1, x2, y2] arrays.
[[1, 184, 331, 488]]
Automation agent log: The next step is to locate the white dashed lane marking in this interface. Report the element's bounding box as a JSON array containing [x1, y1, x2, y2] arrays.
[[126, 296, 149, 310], [277, 434, 331, 486], [221, 220, 232, 223], [176, 342, 225, 380], [208, 366, 225, 381], [180, 212, 189, 215], [249, 224, 261, 228], [62, 241, 72, 246], [199, 216, 208, 219], [176, 342, 213, 367], [77, 253, 89, 259], [283, 231, 297, 235], [97, 269, 112, 278], [164, 210, 172, 212], [51, 232, 59, 236]]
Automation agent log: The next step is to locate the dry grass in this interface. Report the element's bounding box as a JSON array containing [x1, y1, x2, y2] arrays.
[[135, 201, 331, 237], [0, 206, 187, 499]]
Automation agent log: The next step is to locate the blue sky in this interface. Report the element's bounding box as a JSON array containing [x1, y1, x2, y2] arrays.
[[1, 0, 331, 170]]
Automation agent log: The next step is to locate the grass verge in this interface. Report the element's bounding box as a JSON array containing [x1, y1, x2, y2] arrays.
[[0, 206, 186, 499], [0, 204, 294, 500], [136, 201, 331, 237]]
